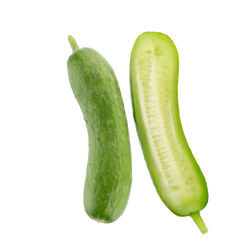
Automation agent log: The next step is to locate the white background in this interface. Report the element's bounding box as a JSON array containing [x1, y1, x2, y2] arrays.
[[0, 0, 249, 249]]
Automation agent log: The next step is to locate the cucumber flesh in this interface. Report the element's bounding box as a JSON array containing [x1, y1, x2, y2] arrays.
[[130, 32, 208, 233]]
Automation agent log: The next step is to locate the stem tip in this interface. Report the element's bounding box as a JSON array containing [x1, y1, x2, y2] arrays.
[[190, 213, 208, 234], [68, 35, 79, 52]]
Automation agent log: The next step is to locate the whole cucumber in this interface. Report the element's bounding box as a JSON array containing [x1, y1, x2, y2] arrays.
[[130, 32, 208, 233], [67, 36, 132, 223]]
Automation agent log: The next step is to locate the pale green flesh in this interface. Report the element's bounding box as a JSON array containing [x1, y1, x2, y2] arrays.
[[130, 33, 208, 224]]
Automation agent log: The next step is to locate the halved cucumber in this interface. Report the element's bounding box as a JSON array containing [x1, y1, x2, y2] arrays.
[[130, 32, 208, 233]]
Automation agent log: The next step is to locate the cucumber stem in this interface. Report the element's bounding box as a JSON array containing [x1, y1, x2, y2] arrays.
[[190, 213, 208, 234], [68, 35, 79, 52]]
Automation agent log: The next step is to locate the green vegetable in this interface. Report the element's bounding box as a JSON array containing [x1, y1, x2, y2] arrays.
[[67, 36, 132, 223], [130, 32, 208, 233]]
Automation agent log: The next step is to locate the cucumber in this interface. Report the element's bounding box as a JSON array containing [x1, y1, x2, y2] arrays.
[[130, 32, 208, 233], [67, 36, 132, 223]]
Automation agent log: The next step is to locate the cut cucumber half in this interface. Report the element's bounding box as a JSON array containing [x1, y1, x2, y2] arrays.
[[130, 32, 208, 233]]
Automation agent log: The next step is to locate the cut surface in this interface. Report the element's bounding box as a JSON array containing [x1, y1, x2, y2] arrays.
[[130, 32, 208, 216]]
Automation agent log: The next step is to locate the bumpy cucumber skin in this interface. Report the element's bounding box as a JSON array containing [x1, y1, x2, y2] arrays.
[[68, 48, 132, 223], [130, 32, 208, 216]]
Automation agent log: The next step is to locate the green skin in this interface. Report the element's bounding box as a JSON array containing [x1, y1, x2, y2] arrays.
[[67, 36, 132, 223], [130, 32, 208, 233]]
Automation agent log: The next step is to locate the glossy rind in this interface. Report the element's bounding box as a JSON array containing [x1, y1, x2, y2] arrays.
[[130, 32, 208, 216], [68, 48, 132, 222]]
